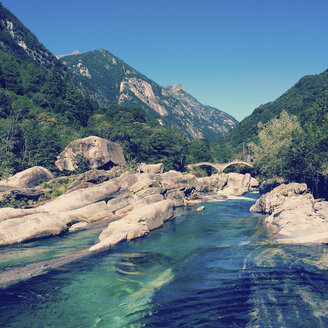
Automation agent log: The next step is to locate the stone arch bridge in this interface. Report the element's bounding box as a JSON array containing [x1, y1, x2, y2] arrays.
[[187, 161, 253, 173]]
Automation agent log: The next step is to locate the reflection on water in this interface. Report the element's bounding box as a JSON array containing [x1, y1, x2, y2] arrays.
[[1, 194, 328, 327]]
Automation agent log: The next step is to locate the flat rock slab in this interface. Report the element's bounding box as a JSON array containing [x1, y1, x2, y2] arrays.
[[89, 199, 175, 252]]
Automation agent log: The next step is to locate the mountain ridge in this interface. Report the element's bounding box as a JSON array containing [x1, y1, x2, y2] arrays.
[[0, 4, 66, 74], [59, 49, 238, 141], [216, 68, 328, 160]]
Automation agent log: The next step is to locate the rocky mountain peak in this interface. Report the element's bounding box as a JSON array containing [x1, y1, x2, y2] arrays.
[[59, 49, 238, 141], [56, 50, 80, 59], [0, 3, 66, 73], [169, 84, 187, 94]]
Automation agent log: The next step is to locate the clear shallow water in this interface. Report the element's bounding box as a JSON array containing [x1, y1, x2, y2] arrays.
[[1, 193, 328, 327]]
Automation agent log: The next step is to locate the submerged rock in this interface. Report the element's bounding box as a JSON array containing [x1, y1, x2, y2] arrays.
[[195, 206, 205, 211]]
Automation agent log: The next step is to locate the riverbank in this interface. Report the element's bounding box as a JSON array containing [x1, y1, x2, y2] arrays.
[[251, 183, 328, 244], [2, 193, 328, 328], [0, 164, 258, 288]]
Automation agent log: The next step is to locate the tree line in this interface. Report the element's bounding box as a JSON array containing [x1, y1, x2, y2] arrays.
[[0, 49, 213, 178]]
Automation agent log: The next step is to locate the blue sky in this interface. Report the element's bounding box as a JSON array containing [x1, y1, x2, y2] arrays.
[[2, 0, 328, 121]]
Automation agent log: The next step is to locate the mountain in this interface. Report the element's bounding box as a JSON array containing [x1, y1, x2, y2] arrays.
[[0, 3, 209, 175], [59, 49, 238, 141], [0, 4, 66, 74], [217, 68, 328, 158]]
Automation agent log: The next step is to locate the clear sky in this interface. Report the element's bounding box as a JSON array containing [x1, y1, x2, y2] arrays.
[[2, 0, 328, 121]]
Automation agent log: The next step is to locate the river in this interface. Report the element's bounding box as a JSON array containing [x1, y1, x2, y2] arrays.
[[1, 192, 328, 327]]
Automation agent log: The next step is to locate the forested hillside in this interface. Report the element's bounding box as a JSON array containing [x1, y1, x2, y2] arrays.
[[214, 68, 328, 198], [0, 4, 66, 73], [0, 3, 213, 178], [217, 69, 328, 160], [59, 49, 237, 141], [0, 49, 99, 176]]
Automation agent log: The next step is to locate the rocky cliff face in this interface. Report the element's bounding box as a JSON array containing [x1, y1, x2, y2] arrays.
[[0, 3, 66, 73], [59, 49, 238, 141]]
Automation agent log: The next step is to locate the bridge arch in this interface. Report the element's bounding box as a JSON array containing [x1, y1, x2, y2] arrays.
[[220, 161, 253, 172], [187, 162, 220, 171], [187, 161, 253, 174]]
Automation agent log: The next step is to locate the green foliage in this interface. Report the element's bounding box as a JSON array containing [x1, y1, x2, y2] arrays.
[[87, 104, 190, 171], [217, 69, 328, 158], [73, 154, 91, 174], [0, 49, 98, 176], [187, 139, 213, 163], [0, 193, 31, 209], [249, 110, 302, 179], [249, 104, 328, 198], [0, 28, 219, 178]]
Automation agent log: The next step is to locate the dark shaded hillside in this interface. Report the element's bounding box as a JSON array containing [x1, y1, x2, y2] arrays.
[[59, 49, 238, 141], [217, 69, 328, 159]]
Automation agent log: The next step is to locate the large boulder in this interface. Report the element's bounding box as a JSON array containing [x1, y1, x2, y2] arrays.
[[89, 199, 175, 252], [138, 163, 164, 174], [262, 195, 328, 244], [250, 183, 308, 214], [250, 177, 260, 188], [0, 212, 68, 246], [218, 173, 251, 196], [2, 166, 54, 188], [158, 171, 197, 191], [250, 183, 328, 244], [196, 173, 228, 193], [55, 136, 125, 171]]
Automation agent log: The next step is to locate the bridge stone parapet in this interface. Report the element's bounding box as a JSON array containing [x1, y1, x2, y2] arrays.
[[187, 161, 252, 173]]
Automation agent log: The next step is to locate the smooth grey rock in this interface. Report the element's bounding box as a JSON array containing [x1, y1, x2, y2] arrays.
[[69, 222, 88, 232], [55, 136, 125, 171], [0, 187, 48, 203], [250, 177, 260, 188], [2, 166, 54, 188], [133, 194, 164, 210], [250, 182, 328, 244], [62, 201, 113, 222], [138, 163, 164, 174], [89, 200, 175, 252], [164, 189, 185, 207], [158, 171, 197, 191], [218, 173, 251, 196], [41, 179, 121, 213], [264, 196, 328, 244], [196, 173, 228, 193], [135, 187, 163, 198], [107, 195, 135, 213], [251, 183, 308, 214], [0, 212, 68, 246]]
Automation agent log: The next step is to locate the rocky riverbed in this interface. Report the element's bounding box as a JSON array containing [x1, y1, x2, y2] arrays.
[[0, 163, 256, 249], [251, 183, 328, 244]]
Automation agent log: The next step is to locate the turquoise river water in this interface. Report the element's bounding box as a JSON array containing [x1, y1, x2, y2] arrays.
[[1, 192, 328, 327]]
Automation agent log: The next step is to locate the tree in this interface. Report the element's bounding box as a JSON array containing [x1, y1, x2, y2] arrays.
[[187, 138, 213, 163], [248, 110, 302, 179]]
